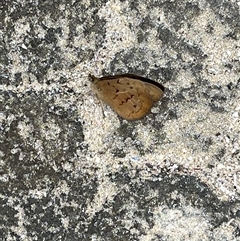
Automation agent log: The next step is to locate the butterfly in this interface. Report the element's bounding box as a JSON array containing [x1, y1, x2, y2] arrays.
[[89, 74, 165, 120]]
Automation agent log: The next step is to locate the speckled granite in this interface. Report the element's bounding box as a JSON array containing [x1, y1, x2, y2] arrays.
[[0, 0, 240, 240]]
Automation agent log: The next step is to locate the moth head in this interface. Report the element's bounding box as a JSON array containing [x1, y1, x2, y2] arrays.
[[88, 74, 99, 83], [88, 74, 101, 93]]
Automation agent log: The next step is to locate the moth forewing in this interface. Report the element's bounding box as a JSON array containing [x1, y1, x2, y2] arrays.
[[145, 82, 164, 102], [89, 74, 165, 120]]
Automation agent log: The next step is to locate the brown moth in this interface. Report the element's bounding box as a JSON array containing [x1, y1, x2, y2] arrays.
[[89, 74, 165, 121]]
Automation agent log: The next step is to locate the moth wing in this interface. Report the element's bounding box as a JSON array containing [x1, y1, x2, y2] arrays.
[[93, 77, 153, 120], [119, 78, 154, 120], [145, 82, 164, 102]]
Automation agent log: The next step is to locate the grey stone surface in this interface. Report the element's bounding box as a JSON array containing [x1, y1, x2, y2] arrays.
[[0, 0, 240, 240]]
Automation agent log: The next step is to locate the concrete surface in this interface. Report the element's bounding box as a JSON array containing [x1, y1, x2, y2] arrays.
[[0, 0, 240, 240]]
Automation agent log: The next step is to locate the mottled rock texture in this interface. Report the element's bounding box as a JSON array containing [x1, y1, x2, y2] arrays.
[[0, 0, 239, 240]]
